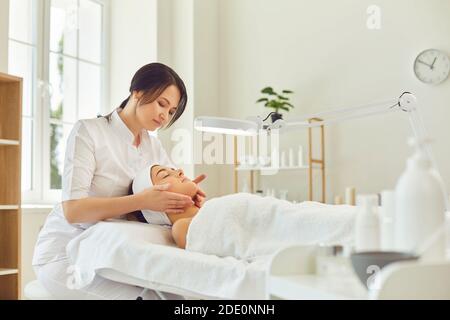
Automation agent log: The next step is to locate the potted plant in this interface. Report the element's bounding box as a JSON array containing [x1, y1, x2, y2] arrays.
[[256, 86, 294, 123]]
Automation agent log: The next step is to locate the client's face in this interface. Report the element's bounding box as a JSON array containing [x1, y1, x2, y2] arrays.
[[151, 165, 198, 198]]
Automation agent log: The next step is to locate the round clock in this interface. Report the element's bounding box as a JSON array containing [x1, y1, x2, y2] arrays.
[[413, 49, 450, 85]]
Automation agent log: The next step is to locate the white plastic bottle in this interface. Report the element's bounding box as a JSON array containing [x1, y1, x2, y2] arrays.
[[395, 139, 446, 261], [354, 194, 380, 252], [380, 190, 396, 251], [241, 180, 250, 193]]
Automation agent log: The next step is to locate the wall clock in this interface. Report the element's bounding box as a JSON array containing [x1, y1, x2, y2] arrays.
[[413, 49, 450, 85]]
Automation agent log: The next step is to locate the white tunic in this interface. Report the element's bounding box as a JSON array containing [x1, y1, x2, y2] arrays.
[[32, 110, 174, 266]]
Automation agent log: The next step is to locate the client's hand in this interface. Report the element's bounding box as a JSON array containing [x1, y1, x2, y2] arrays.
[[136, 184, 195, 214], [192, 174, 207, 208]]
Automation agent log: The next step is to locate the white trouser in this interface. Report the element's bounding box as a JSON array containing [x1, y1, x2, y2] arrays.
[[34, 258, 182, 300]]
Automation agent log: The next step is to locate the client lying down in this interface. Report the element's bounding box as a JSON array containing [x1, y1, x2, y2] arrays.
[[130, 164, 356, 260]]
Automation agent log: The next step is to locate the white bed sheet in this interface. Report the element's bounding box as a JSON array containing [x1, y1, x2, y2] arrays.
[[66, 220, 270, 299]]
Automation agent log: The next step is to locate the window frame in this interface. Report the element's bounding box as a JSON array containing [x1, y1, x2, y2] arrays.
[[10, 0, 110, 205]]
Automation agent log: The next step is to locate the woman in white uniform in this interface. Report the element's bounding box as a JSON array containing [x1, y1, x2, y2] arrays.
[[32, 63, 206, 299]]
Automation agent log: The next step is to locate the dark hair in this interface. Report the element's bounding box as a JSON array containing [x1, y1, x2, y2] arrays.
[[102, 62, 187, 128]]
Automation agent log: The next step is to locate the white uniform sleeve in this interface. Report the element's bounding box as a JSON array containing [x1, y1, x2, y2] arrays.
[[62, 121, 96, 201]]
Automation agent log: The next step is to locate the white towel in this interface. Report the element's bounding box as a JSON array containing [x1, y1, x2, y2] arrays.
[[65, 219, 269, 299], [186, 193, 356, 260], [65, 196, 357, 299]]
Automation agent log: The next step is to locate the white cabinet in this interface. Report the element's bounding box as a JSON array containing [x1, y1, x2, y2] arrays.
[[266, 245, 367, 300], [266, 245, 450, 300]]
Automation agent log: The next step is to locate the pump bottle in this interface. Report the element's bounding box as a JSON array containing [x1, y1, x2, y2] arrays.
[[395, 138, 446, 261]]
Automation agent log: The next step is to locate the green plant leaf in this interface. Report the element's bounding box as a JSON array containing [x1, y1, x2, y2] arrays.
[[279, 106, 289, 111], [282, 90, 293, 94], [261, 87, 275, 95], [256, 98, 268, 103], [278, 95, 289, 100], [284, 102, 294, 108]]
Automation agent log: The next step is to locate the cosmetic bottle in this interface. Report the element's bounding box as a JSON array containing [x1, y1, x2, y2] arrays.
[[298, 145, 304, 167], [334, 195, 343, 205], [269, 188, 276, 198], [354, 194, 380, 252], [280, 151, 286, 167], [395, 138, 446, 261], [380, 190, 395, 251], [241, 180, 250, 193], [279, 190, 288, 200], [288, 148, 294, 167], [345, 187, 356, 205]]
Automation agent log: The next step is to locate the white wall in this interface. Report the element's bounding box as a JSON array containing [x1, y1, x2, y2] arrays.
[[158, 0, 195, 178], [216, 0, 450, 202], [157, 0, 220, 193], [109, 0, 158, 113], [192, 0, 220, 197]]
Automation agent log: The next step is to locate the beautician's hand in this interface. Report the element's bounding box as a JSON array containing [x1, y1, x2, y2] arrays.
[[137, 184, 194, 214], [192, 174, 207, 208]]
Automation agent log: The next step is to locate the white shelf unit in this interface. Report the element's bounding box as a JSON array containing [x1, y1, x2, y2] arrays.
[[0, 205, 20, 210], [266, 245, 367, 300], [0, 269, 19, 276], [233, 117, 326, 202], [0, 139, 20, 146], [269, 274, 367, 300]]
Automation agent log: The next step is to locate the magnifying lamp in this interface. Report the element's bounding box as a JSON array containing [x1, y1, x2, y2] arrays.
[[194, 116, 259, 136], [193, 92, 448, 210]]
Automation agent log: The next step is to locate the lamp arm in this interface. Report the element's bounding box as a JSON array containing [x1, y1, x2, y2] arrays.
[[283, 105, 398, 129], [272, 97, 398, 130], [270, 92, 449, 211]]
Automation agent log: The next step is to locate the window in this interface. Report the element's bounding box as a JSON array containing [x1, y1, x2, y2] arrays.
[[8, 0, 108, 203], [8, 0, 37, 194]]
